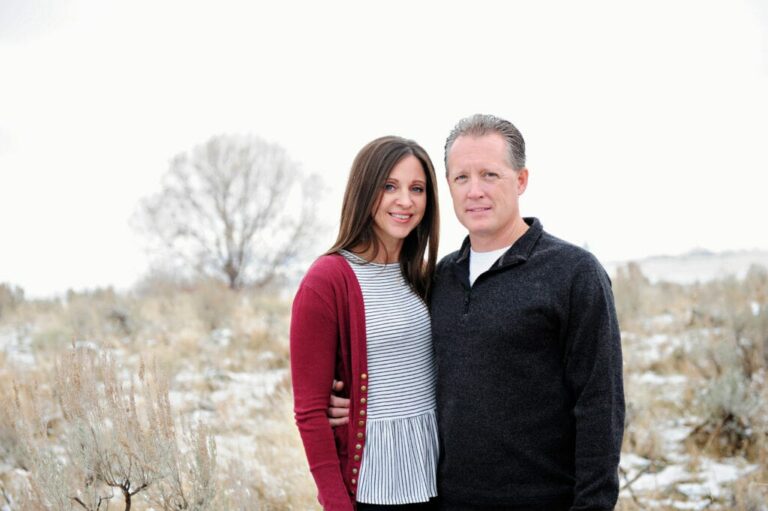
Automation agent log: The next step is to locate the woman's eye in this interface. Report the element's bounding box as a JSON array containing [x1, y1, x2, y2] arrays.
[[412, 186, 425, 193], [384, 183, 396, 192]]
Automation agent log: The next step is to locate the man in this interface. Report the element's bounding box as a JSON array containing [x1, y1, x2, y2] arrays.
[[329, 114, 625, 510]]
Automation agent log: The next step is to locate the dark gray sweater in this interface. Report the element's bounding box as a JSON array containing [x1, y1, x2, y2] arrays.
[[430, 218, 624, 510]]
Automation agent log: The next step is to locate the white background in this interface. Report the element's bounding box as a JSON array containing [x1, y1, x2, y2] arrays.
[[1, 0, 767, 297]]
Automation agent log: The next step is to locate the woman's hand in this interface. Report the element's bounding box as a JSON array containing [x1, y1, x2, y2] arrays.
[[328, 380, 350, 426]]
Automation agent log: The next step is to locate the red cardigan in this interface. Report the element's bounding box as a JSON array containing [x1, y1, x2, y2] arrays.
[[290, 254, 369, 510]]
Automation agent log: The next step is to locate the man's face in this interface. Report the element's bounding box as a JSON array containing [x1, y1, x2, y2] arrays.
[[446, 133, 528, 248]]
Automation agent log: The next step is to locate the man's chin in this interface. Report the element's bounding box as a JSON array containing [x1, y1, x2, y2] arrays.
[[462, 222, 491, 237]]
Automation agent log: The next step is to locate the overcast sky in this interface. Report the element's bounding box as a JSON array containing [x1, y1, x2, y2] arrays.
[[1, 0, 767, 297]]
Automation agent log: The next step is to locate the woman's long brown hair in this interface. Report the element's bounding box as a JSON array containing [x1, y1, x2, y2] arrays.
[[326, 136, 439, 301]]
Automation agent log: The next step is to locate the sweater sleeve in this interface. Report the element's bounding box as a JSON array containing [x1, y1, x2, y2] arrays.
[[290, 280, 354, 511], [564, 268, 625, 511]]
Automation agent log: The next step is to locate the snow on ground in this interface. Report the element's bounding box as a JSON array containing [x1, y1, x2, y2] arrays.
[[624, 331, 692, 368], [0, 326, 35, 367], [170, 364, 288, 430], [634, 372, 688, 386], [4, 300, 765, 510], [208, 367, 287, 406], [621, 449, 758, 508], [628, 371, 690, 408], [620, 328, 763, 509], [168, 361, 292, 470]]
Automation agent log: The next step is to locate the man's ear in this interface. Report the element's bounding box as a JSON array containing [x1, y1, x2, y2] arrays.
[[517, 167, 529, 195]]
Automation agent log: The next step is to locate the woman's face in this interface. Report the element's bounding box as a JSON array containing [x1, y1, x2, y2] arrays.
[[371, 155, 428, 251]]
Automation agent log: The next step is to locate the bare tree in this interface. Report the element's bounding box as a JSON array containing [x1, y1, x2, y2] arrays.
[[138, 135, 320, 289]]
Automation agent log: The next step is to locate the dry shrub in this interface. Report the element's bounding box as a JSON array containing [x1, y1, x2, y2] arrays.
[[687, 368, 767, 460], [623, 420, 666, 462], [4, 347, 218, 511], [133, 270, 198, 344], [646, 341, 691, 376], [232, 294, 291, 369], [223, 384, 319, 510], [1, 363, 64, 472], [0, 477, 20, 510], [689, 269, 767, 379], [1, 288, 141, 357], [189, 279, 238, 332], [135, 294, 200, 346], [677, 267, 768, 462], [133, 273, 239, 347], [613, 263, 689, 334], [622, 382, 669, 462], [2, 272, 309, 509], [0, 415, 23, 475], [62, 288, 139, 345], [0, 283, 25, 320], [616, 497, 648, 511], [3, 299, 65, 357], [613, 263, 651, 329], [730, 472, 768, 511]]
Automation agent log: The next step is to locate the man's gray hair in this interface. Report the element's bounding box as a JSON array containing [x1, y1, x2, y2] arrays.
[[444, 114, 526, 172]]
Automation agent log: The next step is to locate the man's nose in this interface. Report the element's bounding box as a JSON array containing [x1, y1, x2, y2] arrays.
[[467, 176, 484, 198]]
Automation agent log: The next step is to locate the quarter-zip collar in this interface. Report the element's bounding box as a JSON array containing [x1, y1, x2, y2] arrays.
[[454, 217, 544, 269]]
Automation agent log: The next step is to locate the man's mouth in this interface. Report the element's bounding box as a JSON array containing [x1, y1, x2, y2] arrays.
[[466, 207, 491, 213]]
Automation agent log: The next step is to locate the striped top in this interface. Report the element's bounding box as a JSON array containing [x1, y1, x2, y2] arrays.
[[340, 250, 439, 505]]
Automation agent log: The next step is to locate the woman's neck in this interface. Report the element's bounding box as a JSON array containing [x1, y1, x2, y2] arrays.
[[350, 240, 401, 264]]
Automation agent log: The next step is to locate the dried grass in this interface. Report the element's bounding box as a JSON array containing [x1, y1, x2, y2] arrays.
[[2, 265, 767, 510]]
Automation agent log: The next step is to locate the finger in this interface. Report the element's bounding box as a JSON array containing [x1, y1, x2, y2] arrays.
[[329, 395, 351, 408], [329, 417, 349, 427], [332, 380, 345, 392], [328, 406, 350, 418]]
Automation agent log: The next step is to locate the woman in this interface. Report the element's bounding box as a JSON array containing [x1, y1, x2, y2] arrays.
[[290, 136, 440, 510]]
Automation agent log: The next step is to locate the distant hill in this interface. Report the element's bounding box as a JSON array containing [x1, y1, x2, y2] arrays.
[[602, 249, 768, 284]]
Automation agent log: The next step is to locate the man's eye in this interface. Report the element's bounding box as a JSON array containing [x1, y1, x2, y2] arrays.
[[454, 175, 467, 183], [484, 172, 499, 179]]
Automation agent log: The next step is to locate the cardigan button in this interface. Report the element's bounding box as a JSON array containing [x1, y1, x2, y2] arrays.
[[351, 478, 357, 485], [361, 385, 367, 392], [361, 373, 367, 380], [354, 455, 360, 461], [360, 398, 367, 404], [359, 410, 366, 416], [357, 432, 363, 439], [352, 468, 358, 474], [355, 444, 362, 450], [358, 420, 365, 427]]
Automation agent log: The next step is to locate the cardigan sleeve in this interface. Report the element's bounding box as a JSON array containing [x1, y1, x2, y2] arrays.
[[564, 268, 625, 511], [290, 279, 354, 511]]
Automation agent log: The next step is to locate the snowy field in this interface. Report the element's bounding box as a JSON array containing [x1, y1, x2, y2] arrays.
[[620, 325, 765, 510], [1, 253, 767, 509]]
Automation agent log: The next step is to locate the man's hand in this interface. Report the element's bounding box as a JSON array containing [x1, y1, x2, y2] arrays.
[[328, 380, 351, 426]]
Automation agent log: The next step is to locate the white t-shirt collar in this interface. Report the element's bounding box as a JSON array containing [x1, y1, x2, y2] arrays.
[[469, 245, 512, 286]]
